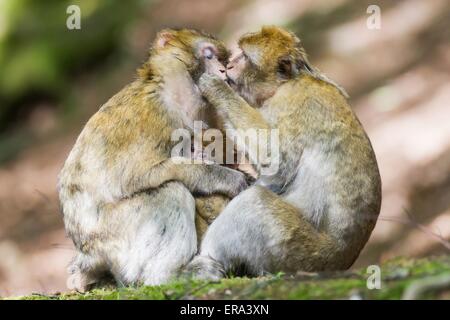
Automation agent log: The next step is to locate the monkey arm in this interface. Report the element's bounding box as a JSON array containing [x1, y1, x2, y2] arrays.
[[199, 74, 269, 130], [123, 157, 248, 199], [199, 73, 275, 176]]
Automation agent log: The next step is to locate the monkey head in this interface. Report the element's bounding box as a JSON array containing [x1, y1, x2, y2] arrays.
[[226, 26, 312, 106], [141, 28, 229, 82]]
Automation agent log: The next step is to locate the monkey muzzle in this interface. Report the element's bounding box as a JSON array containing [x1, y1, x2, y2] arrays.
[[226, 76, 236, 87]]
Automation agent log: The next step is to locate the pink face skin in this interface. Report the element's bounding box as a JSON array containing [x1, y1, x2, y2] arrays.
[[225, 48, 247, 86], [200, 43, 227, 81]]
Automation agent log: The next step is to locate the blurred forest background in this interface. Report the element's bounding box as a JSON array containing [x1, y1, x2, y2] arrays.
[[0, 0, 449, 296]]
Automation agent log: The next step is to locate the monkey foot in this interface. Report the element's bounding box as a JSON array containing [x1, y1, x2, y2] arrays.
[[66, 271, 94, 292], [182, 255, 225, 282]]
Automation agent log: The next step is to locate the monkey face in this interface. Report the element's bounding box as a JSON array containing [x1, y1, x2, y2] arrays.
[[225, 46, 270, 107], [225, 49, 247, 86], [227, 26, 310, 106], [151, 28, 228, 82], [196, 42, 228, 81]]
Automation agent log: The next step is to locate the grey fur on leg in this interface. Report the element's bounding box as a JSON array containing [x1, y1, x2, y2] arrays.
[[66, 182, 199, 288], [113, 182, 198, 286], [192, 186, 284, 278], [191, 185, 338, 277]]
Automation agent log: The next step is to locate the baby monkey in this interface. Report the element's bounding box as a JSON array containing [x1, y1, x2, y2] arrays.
[[58, 29, 248, 291]]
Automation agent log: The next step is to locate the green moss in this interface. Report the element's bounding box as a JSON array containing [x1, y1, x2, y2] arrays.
[[10, 255, 450, 300]]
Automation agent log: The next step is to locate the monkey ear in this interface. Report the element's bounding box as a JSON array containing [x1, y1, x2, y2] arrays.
[[296, 58, 313, 74], [155, 29, 176, 49], [277, 56, 299, 79]]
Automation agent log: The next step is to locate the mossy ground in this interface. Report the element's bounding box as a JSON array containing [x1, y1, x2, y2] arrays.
[[10, 255, 450, 300]]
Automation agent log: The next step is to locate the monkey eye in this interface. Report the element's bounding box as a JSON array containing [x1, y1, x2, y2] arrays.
[[203, 47, 214, 60]]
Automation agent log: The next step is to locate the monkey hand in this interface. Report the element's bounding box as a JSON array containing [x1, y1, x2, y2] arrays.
[[208, 166, 249, 198], [198, 73, 236, 106]]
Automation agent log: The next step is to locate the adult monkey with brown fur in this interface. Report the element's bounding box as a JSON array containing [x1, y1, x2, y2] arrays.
[[186, 26, 381, 279], [58, 29, 248, 291]]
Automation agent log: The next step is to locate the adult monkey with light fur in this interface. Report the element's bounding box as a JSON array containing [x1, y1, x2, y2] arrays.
[[186, 26, 381, 278], [58, 29, 248, 290]]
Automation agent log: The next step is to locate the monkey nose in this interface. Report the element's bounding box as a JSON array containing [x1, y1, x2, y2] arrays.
[[219, 68, 226, 73], [226, 77, 236, 85]]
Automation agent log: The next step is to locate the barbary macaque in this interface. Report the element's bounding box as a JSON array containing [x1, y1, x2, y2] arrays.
[[186, 26, 382, 279], [58, 29, 248, 291]]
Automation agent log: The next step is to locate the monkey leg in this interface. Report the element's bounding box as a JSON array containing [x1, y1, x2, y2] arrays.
[[111, 181, 198, 286], [185, 185, 335, 280], [67, 252, 109, 292]]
